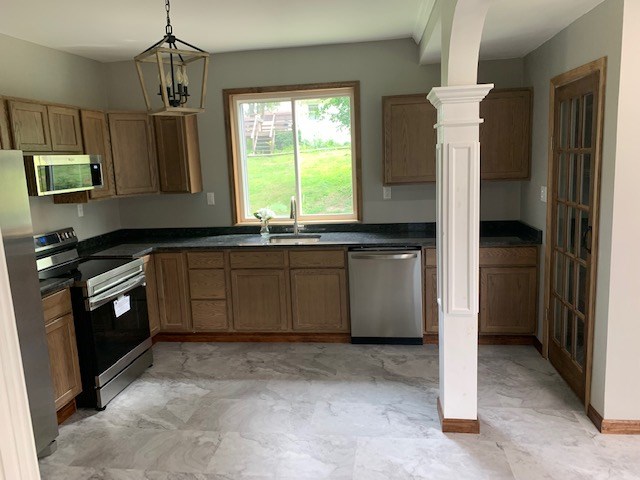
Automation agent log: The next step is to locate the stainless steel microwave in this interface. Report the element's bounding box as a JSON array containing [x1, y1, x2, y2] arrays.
[[23, 155, 104, 196]]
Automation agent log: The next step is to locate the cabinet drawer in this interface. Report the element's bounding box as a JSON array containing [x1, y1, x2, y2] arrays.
[[42, 288, 72, 325], [229, 251, 286, 269], [189, 269, 226, 299], [289, 250, 345, 268], [424, 248, 436, 267], [187, 251, 224, 269], [192, 300, 229, 331], [479, 247, 537, 267]]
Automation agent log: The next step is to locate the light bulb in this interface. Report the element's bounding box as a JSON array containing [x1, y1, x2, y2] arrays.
[[175, 68, 184, 85], [181, 66, 189, 87]]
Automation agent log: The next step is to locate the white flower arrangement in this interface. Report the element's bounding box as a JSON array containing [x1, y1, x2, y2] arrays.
[[254, 208, 276, 223]]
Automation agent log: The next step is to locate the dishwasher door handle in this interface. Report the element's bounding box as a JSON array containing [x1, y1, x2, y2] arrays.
[[350, 253, 418, 260]]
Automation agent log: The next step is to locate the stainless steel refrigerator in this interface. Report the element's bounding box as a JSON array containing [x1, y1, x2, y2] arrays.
[[0, 150, 58, 456]]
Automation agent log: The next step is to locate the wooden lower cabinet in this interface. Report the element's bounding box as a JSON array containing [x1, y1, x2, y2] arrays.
[[479, 267, 537, 335], [192, 300, 229, 331], [290, 269, 348, 332], [424, 267, 438, 334], [231, 269, 289, 331], [423, 247, 539, 337], [42, 289, 82, 411], [155, 253, 192, 332], [143, 255, 161, 337]]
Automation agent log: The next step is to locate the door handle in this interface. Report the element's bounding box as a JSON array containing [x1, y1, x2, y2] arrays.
[[581, 225, 593, 254], [351, 253, 418, 260]]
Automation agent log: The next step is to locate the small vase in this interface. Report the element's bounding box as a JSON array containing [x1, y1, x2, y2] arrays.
[[260, 222, 270, 237]]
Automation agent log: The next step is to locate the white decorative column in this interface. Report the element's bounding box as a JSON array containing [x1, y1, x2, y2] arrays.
[[428, 84, 493, 432]]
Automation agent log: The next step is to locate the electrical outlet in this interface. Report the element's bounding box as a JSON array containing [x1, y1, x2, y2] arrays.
[[383, 186, 391, 200], [540, 186, 548, 203], [77, 204, 84, 217], [207, 192, 215, 205]]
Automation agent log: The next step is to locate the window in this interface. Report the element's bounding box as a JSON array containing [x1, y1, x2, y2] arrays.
[[224, 82, 361, 224]]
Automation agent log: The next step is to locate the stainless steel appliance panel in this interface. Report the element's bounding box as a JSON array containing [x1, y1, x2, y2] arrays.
[[0, 151, 58, 456], [24, 154, 103, 196], [348, 249, 423, 343]]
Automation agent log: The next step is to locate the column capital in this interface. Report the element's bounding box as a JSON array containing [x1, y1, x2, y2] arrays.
[[427, 84, 494, 108]]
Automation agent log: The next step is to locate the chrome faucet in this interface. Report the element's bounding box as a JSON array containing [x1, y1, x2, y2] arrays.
[[290, 196, 301, 235]]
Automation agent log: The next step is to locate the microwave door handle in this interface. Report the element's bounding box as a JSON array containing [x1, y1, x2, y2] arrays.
[[87, 273, 146, 311]]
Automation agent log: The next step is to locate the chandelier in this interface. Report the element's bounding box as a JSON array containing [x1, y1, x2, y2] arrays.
[[134, 0, 210, 116]]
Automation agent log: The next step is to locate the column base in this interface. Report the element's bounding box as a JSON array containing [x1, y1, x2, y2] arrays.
[[437, 397, 480, 434]]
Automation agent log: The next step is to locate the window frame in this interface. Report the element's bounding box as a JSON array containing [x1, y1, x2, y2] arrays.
[[223, 81, 362, 225]]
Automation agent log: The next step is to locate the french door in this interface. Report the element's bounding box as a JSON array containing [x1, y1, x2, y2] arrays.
[[547, 61, 604, 403]]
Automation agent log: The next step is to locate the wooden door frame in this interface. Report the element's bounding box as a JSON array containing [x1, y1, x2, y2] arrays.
[[542, 57, 607, 412]]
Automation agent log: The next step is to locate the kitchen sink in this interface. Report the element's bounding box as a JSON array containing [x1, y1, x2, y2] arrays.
[[268, 234, 322, 245]]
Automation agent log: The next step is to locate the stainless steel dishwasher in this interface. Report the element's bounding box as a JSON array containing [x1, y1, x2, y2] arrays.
[[348, 247, 423, 344]]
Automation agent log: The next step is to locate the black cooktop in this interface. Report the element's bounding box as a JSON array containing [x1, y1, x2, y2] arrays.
[[73, 257, 137, 281]]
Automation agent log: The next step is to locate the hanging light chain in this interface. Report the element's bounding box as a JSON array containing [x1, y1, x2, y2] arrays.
[[165, 0, 173, 35]]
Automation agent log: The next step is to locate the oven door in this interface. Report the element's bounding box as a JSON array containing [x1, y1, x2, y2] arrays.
[[85, 274, 151, 386]]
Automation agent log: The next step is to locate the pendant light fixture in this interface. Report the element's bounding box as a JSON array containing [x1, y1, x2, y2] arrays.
[[134, 0, 210, 116]]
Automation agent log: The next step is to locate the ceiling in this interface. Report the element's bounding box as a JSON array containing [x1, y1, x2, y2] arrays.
[[0, 0, 606, 63]]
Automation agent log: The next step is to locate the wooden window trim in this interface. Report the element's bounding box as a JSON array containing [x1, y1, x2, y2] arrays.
[[223, 81, 362, 225]]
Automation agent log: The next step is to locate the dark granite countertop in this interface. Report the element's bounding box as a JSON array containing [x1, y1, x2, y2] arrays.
[[83, 221, 542, 259], [39, 276, 74, 298]]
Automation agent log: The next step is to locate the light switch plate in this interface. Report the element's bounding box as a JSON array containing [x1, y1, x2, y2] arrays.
[[540, 186, 548, 203], [207, 192, 215, 205], [77, 204, 84, 217], [383, 186, 391, 200]]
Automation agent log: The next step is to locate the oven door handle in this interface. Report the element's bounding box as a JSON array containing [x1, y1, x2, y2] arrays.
[[87, 273, 146, 312]]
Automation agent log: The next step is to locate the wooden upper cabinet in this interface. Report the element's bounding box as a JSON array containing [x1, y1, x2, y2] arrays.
[[108, 112, 159, 196], [8, 100, 52, 152], [48, 106, 83, 152], [81, 110, 116, 199], [480, 88, 532, 180], [155, 253, 191, 332], [154, 115, 203, 193], [382, 94, 437, 184], [0, 98, 12, 149]]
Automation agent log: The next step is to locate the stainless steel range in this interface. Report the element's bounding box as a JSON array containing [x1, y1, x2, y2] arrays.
[[35, 228, 152, 409]]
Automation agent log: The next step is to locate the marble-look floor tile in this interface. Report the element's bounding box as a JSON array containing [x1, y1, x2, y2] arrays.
[[310, 400, 443, 438], [478, 407, 597, 447], [353, 436, 515, 480], [502, 442, 640, 480], [207, 432, 356, 479], [62, 427, 222, 473], [40, 342, 640, 480]]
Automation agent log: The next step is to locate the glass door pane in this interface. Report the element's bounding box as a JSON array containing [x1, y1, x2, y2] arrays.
[[294, 96, 354, 216], [239, 100, 296, 217]]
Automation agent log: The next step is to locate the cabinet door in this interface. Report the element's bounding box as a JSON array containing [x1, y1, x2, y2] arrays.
[[480, 89, 532, 180], [9, 101, 51, 151], [109, 113, 159, 195], [45, 313, 82, 410], [479, 266, 537, 335], [290, 269, 348, 332], [0, 98, 12, 149], [189, 269, 226, 299], [82, 110, 116, 199], [231, 269, 289, 331], [192, 300, 229, 331], [143, 255, 161, 337], [154, 115, 202, 193], [382, 94, 436, 184], [48, 106, 83, 152], [155, 253, 191, 332], [424, 267, 438, 334]]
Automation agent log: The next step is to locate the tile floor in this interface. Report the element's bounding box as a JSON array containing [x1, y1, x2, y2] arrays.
[[39, 342, 640, 479]]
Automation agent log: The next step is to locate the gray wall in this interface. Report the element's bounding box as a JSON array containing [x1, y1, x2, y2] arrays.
[[0, 33, 121, 240], [521, 0, 623, 415], [105, 39, 526, 228]]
